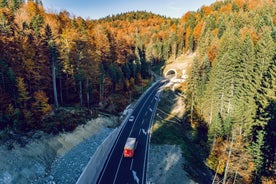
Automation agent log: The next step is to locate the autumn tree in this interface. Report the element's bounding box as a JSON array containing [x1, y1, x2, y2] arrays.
[[31, 90, 52, 121]]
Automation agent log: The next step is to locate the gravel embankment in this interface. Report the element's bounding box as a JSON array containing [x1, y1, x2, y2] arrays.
[[40, 128, 113, 184], [0, 115, 117, 184]]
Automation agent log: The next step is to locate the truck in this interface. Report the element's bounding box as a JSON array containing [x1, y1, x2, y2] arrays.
[[123, 137, 137, 157]]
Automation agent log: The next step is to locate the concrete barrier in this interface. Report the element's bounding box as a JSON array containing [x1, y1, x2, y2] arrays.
[[76, 122, 123, 184]]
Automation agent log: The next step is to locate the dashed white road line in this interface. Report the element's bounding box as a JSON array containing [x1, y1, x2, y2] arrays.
[[132, 170, 140, 184], [130, 158, 134, 170]]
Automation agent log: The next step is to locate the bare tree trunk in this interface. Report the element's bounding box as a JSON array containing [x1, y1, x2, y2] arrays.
[[100, 77, 105, 101], [223, 134, 234, 184], [66, 73, 69, 102], [59, 77, 63, 105], [212, 160, 220, 184], [233, 170, 238, 184], [211, 137, 217, 150], [79, 80, 83, 106], [51, 60, 59, 108], [1, 72, 5, 94], [78, 52, 83, 106], [100, 83, 102, 101], [86, 77, 90, 108]]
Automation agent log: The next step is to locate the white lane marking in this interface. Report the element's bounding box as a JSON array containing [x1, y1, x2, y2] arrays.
[[113, 153, 124, 184], [142, 129, 147, 135], [142, 133, 149, 184], [113, 82, 162, 184], [130, 158, 134, 170], [142, 119, 145, 125], [98, 111, 130, 183], [132, 170, 140, 184], [113, 86, 157, 183], [139, 129, 141, 135], [142, 93, 160, 184], [149, 107, 152, 112]]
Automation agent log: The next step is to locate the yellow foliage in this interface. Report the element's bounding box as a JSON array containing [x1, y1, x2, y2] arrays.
[[206, 152, 226, 175], [212, 28, 218, 37], [32, 91, 52, 121], [261, 176, 276, 184]]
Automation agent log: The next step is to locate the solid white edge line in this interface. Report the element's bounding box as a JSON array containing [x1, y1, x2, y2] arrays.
[[130, 158, 134, 170], [113, 82, 160, 183], [113, 153, 124, 184], [142, 89, 161, 184]]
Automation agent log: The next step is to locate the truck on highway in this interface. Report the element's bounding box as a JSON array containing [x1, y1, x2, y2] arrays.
[[124, 137, 137, 157]]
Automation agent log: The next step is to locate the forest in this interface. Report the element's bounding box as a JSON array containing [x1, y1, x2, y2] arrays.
[[184, 0, 276, 183], [0, 0, 181, 131], [0, 0, 275, 183]]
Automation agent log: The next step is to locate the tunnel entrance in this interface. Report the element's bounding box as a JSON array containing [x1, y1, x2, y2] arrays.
[[165, 69, 177, 79]]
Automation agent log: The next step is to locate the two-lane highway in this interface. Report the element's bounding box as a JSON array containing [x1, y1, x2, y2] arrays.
[[97, 80, 165, 184]]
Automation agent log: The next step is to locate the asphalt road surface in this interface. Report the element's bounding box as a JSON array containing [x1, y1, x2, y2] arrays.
[[97, 80, 165, 184]]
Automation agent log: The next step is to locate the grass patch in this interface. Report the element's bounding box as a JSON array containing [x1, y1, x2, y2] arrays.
[[151, 120, 183, 145], [151, 119, 203, 168]]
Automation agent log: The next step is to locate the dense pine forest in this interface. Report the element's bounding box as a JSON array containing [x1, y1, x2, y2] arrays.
[[184, 0, 276, 183], [0, 0, 275, 183]]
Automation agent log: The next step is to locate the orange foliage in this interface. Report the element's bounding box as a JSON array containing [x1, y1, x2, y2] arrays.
[[245, 0, 265, 10], [0, 7, 13, 22], [207, 44, 218, 64], [220, 3, 232, 13], [233, 0, 245, 8], [44, 14, 61, 36], [181, 11, 192, 23], [261, 177, 276, 184], [185, 26, 192, 50], [239, 27, 259, 44], [193, 20, 204, 42], [25, 1, 39, 17], [201, 5, 212, 16]]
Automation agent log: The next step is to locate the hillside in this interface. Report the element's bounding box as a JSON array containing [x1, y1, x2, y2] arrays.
[[0, 0, 275, 183], [180, 0, 276, 183], [0, 1, 179, 132]]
